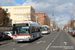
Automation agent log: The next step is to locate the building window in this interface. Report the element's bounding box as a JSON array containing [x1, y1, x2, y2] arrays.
[[6, 8, 8, 12], [39, 22, 41, 25], [14, 9, 30, 12], [31, 10, 35, 14], [37, 16, 39, 18], [28, 15, 30, 18], [37, 19, 39, 21], [8, 9, 11, 12]]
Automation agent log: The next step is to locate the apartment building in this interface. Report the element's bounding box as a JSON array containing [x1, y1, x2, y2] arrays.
[[35, 13, 50, 26], [2, 6, 35, 25]]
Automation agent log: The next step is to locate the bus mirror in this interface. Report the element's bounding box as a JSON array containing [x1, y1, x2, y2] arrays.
[[13, 24, 16, 27]]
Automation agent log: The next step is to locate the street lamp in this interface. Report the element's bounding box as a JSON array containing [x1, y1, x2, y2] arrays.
[[36, 16, 38, 23]]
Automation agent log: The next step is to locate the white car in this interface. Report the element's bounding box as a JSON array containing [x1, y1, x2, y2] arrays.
[[4, 31, 12, 38]]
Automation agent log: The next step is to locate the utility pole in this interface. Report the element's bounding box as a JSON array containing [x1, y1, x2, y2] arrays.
[[36, 16, 38, 23]]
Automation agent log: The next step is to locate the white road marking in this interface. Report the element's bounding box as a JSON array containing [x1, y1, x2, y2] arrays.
[[36, 41, 42, 44], [52, 40, 54, 43], [36, 41, 46, 44], [45, 31, 61, 50], [45, 43, 52, 50], [20, 44, 28, 47], [63, 41, 67, 45], [13, 43, 16, 44], [42, 41, 46, 43], [13, 48, 16, 50]]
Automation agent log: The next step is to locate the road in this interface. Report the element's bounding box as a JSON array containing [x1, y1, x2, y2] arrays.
[[0, 30, 75, 50]]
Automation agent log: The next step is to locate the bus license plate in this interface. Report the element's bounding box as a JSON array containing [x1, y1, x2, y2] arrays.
[[18, 40, 23, 41]]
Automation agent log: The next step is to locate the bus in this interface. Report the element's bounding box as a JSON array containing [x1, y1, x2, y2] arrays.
[[41, 25, 50, 34], [12, 21, 42, 42]]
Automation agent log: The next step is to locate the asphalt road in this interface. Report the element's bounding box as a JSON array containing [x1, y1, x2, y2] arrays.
[[0, 30, 75, 50]]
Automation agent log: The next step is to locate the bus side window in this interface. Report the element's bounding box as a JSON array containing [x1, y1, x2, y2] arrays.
[[38, 27, 40, 32], [35, 27, 38, 32], [31, 26, 35, 33]]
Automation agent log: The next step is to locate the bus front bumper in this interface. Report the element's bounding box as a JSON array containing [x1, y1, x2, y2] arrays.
[[13, 38, 31, 42]]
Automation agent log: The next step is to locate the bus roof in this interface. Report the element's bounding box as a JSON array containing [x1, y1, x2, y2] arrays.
[[42, 25, 50, 28], [13, 21, 41, 27]]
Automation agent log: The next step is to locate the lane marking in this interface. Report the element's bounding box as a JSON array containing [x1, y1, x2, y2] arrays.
[[63, 41, 67, 45], [42, 41, 46, 43], [46, 43, 52, 50], [20, 44, 28, 47], [36, 41, 46, 44], [45, 31, 61, 50], [52, 40, 54, 43], [36, 41, 42, 44], [13, 43, 16, 44], [13, 48, 16, 50]]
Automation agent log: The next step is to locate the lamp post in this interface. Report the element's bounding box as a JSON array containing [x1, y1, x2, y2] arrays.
[[36, 16, 38, 23]]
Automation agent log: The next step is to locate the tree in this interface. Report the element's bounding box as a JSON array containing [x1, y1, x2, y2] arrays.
[[2, 11, 10, 26], [0, 8, 4, 25], [0, 8, 10, 26]]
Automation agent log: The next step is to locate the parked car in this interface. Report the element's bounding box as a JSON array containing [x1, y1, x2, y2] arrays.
[[0, 32, 10, 40], [53, 29, 56, 31], [68, 29, 73, 33], [4, 31, 12, 38], [57, 29, 59, 31], [0, 32, 3, 40], [71, 30, 75, 36]]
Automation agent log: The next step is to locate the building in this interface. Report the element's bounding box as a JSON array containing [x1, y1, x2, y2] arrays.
[[2, 6, 35, 25], [63, 18, 74, 30], [50, 21, 57, 31], [35, 13, 50, 26]]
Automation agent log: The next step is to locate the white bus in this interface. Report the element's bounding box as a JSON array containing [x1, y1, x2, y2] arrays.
[[12, 21, 42, 42], [41, 25, 50, 34]]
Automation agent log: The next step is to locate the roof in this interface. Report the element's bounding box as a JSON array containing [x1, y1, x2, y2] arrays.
[[35, 13, 45, 14], [13, 21, 41, 27], [42, 25, 50, 28]]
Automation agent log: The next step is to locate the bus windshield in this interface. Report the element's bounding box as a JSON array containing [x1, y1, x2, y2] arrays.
[[41, 28, 48, 31], [13, 26, 30, 35]]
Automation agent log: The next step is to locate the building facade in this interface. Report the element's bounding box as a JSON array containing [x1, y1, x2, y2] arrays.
[[35, 13, 50, 26], [2, 6, 35, 25], [50, 21, 57, 30]]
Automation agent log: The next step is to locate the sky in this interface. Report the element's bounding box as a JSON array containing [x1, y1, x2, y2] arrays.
[[0, 0, 75, 27]]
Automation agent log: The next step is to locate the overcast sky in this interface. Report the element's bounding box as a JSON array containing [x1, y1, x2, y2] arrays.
[[0, 0, 75, 27]]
